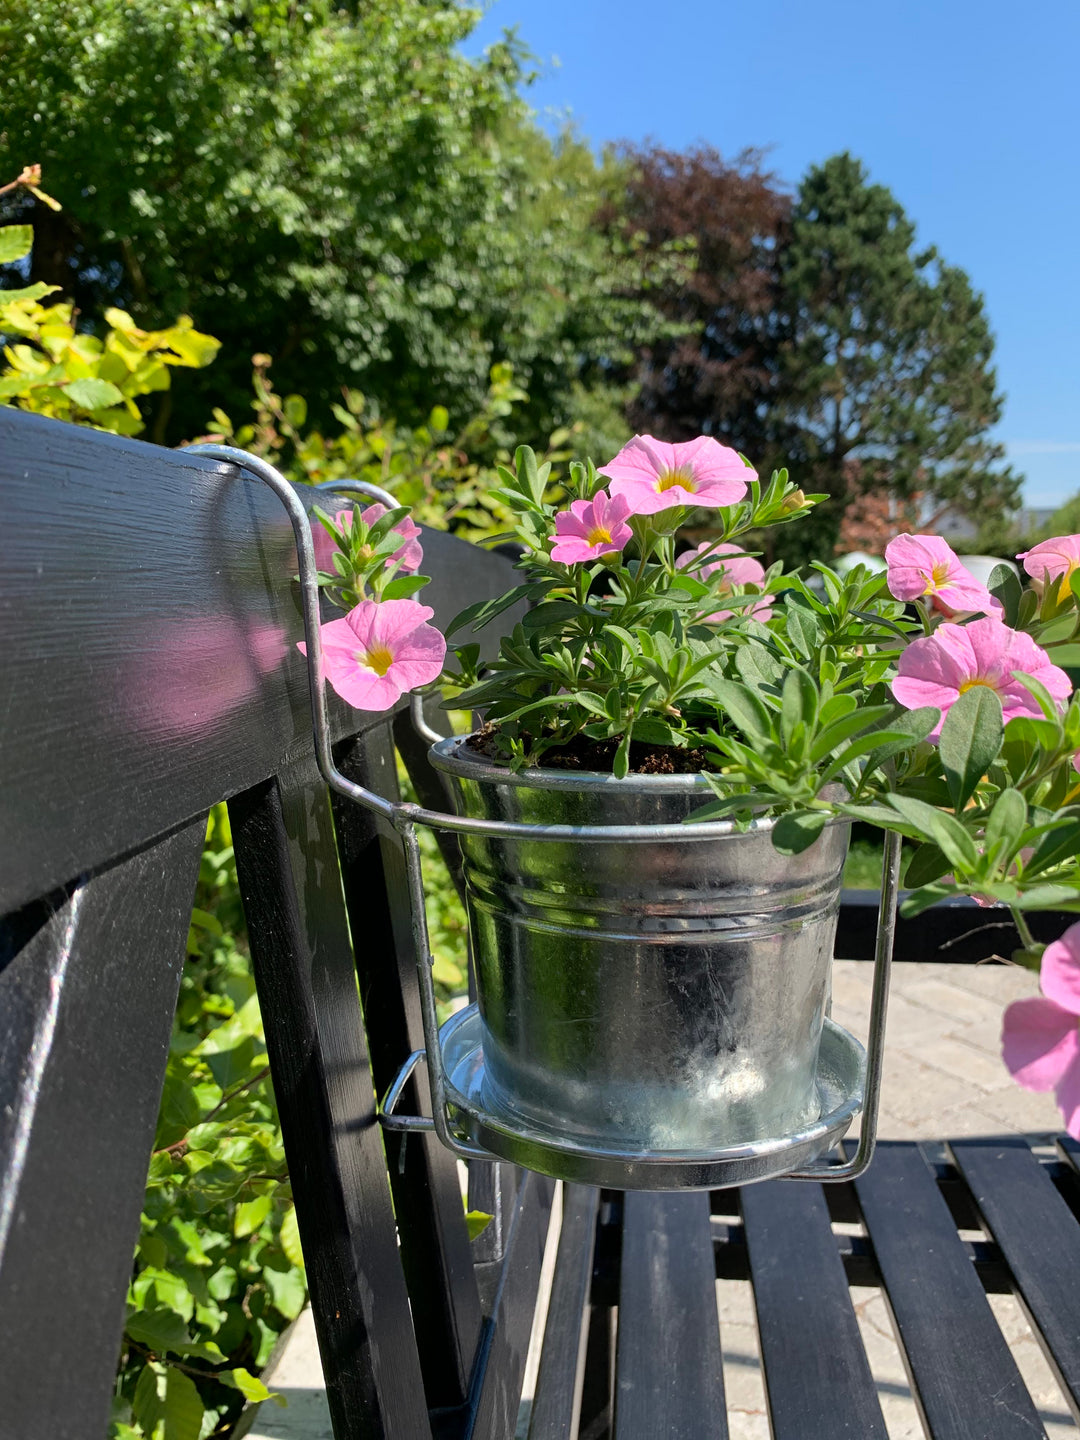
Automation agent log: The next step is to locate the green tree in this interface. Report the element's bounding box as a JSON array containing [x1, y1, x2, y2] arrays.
[[606, 149, 1020, 564], [0, 1, 653, 446], [774, 153, 1020, 561]]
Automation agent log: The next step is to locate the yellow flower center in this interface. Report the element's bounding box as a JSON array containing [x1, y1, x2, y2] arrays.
[[655, 465, 695, 493], [586, 526, 613, 546], [922, 561, 952, 593], [1057, 559, 1080, 601], [362, 645, 395, 677], [958, 676, 999, 695]]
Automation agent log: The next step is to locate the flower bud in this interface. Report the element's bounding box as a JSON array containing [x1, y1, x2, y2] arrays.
[[779, 488, 807, 515]]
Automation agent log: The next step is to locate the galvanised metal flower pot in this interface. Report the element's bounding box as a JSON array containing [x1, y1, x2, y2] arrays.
[[430, 736, 851, 1154]]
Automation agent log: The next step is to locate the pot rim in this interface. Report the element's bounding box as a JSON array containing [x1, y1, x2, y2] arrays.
[[429, 732, 713, 792], [428, 734, 850, 838]]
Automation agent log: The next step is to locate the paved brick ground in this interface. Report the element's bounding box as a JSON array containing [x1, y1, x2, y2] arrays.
[[249, 961, 1074, 1440]]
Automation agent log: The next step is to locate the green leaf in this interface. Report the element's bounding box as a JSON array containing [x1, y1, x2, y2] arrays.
[[234, 1194, 273, 1238], [133, 1364, 164, 1434], [783, 599, 824, 657], [822, 724, 933, 784], [772, 810, 829, 855], [630, 716, 683, 746], [154, 1064, 202, 1149], [515, 445, 547, 504], [381, 574, 429, 600], [279, 1204, 305, 1269], [125, 1307, 193, 1356], [938, 687, 1003, 810], [1014, 884, 1080, 910], [988, 564, 1023, 627], [62, 376, 125, 410], [809, 704, 894, 764], [887, 794, 978, 871], [1012, 671, 1065, 725], [429, 404, 449, 432], [904, 842, 953, 889], [898, 884, 956, 918], [613, 729, 632, 780], [983, 788, 1027, 866], [283, 393, 307, 428], [265, 1263, 306, 1320], [225, 1366, 287, 1405], [734, 641, 784, 690], [1024, 820, 1080, 878], [702, 677, 772, 743], [445, 584, 535, 638], [162, 1366, 203, 1440], [0, 224, 33, 264], [0, 280, 57, 304], [780, 668, 817, 746], [521, 600, 586, 632], [465, 1209, 493, 1240]]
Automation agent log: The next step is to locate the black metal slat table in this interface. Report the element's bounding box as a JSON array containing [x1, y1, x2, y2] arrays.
[[854, 1142, 1043, 1438], [524, 1138, 1080, 1438], [741, 1178, 887, 1437]]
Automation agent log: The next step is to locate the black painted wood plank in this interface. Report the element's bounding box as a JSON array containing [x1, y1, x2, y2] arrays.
[[527, 1186, 600, 1440], [231, 768, 430, 1440], [465, 1172, 556, 1440], [333, 725, 482, 1408], [952, 1137, 1080, 1417], [0, 407, 522, 912], [856, 1141, 1043, 1438], [614, 1191, 727, 1440], [741, 1179, 886, 1440], [836, 889, 1069, 962], [0, 819, 205, 1440]]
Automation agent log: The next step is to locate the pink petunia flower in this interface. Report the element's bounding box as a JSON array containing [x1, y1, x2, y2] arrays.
[[550, 490, 633, 565], [298, 597, 445, 711], [676, 542, 773, 622], [891, 615, 1071, 740], [1002, 922, 1080, 1139], [598, 435, 753, 515], [1016, 535, 1080, 599], [884, 534, 995, 616], [311, 503, 423, 575]]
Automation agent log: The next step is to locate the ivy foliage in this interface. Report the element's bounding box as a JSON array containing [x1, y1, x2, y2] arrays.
[[111, 806, 303, 1439]]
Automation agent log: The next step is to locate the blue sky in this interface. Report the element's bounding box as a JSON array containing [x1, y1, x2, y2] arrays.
[[464, 0, 1079, 509]]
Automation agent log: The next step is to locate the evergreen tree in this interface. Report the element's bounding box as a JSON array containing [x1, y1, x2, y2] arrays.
[[776, 152, 1020, 559]]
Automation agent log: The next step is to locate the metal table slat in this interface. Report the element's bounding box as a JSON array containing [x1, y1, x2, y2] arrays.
[[527, 1186, 600, 1440], [951, 1137, 1080, 1416], [741, 1180, 887, 1439], [614, 1191, 727, 1440], [855, 1141, 1043, 1439]]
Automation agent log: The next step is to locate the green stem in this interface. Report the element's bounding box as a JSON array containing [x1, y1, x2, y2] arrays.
[[1010, 906, 1036, 951]]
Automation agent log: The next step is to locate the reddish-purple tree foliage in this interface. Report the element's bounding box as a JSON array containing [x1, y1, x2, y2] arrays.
[[601, 145, 792, 460]]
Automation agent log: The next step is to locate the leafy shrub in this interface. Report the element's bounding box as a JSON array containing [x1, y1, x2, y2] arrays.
[[1, 176, 219, 435], [111, 807, 303, 1439], [195, 353, 576, 543]]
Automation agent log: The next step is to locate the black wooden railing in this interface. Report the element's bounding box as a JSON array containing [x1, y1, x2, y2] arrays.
[[0, 407, 1070, 1440]]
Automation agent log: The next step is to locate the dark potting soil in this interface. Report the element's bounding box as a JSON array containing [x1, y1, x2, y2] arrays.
[[465, 724, 717, 776]]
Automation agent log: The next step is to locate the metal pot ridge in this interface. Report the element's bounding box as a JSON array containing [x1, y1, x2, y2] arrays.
[[430, 736, 851, 1153]]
